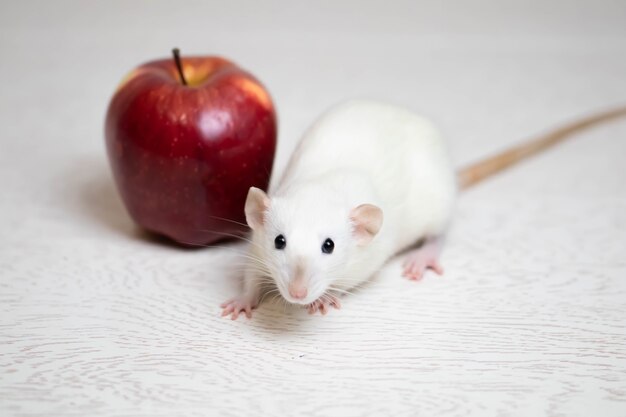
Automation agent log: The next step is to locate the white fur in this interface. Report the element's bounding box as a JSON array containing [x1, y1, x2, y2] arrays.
[[245, 99, 457, 305]]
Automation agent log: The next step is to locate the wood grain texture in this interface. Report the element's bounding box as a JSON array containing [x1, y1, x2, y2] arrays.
[[2, 1, 626, 416]]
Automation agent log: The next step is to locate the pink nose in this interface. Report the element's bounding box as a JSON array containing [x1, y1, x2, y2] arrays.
[[288, 286, 308, 300]]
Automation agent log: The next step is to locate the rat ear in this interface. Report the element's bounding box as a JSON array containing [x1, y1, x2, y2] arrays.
[[350, 204, 383, 246], [245, 187, 270, 230]]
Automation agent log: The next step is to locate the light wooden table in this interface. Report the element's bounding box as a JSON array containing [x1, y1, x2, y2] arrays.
[[2, 1, 626, 416]]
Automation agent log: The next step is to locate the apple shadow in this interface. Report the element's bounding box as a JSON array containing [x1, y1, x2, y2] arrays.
[[80, 165, 132, 232], [75, 156, 194, 249]]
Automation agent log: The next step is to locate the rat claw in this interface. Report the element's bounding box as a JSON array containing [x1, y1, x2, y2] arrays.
[[307, 294, 341, 316], [408, 271, 424, 281], [402, 254, 443, 281], [221, 296, 258, 320], [221, 305, 234, 316]]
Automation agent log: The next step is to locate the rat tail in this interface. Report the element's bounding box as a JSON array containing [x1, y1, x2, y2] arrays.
[[456, 106, 626, 190]]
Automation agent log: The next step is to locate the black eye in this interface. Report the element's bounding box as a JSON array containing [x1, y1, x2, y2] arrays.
[[322, 238, 334, 254], [274, 234, 286, 250]]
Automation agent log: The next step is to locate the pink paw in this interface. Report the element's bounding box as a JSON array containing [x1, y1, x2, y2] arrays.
[[307, 294, 341, 315], [402, 253, 444, 281], [220, 297, 258, 320]]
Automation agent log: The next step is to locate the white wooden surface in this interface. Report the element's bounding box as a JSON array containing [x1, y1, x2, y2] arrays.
[[2, 1, 626, 416]]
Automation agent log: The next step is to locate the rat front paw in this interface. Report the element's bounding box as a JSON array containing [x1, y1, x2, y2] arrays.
[[220, 296, 258, 320], [307, 294, 341, 315]]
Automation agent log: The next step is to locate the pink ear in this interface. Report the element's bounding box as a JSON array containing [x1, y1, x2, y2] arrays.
[[245, 187, 270, 230], [350, 204, 383, 246]]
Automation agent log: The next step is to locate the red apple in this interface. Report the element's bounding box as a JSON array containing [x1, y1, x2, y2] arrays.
[[105, 50, 276, 246]]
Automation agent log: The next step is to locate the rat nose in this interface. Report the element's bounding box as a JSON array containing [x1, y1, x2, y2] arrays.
[[288, 257, 309, 300], [288, 285, 308, 300]]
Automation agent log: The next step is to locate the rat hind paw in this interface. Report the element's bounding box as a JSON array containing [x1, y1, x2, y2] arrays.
[[402, 248, 444, 281], [220, 296, 258, 320], [307, 294, 341, 315], [401, 236, 444, 281]]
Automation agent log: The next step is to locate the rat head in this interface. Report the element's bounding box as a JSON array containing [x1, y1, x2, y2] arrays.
[[245, 187, 383, 305]]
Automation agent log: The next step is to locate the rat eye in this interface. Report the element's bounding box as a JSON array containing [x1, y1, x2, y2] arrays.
[[274, 234, 286, 250], [322, 238, 334, 254]]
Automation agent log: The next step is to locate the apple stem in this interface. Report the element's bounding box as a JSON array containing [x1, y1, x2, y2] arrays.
[[172, 48, 188, 86]]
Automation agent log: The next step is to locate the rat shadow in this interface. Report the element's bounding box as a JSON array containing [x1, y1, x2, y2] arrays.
[[249, 269, 382, 332]]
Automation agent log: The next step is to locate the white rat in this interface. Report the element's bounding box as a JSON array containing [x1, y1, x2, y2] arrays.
[[221, 99, 626, 319]]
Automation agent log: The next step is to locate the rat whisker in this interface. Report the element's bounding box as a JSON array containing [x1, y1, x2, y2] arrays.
[[192, 229, 258, 247], [206, 215, 250, 228], [327, 286, 356, 296], [260, 288, 280, 305]]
